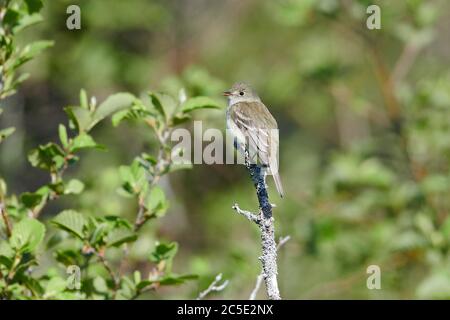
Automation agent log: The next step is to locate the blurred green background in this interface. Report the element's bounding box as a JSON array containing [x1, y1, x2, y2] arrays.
[[1, 0, 450, 299]]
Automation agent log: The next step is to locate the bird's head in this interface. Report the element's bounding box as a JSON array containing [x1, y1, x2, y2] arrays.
[[223, 82, 260, 104]]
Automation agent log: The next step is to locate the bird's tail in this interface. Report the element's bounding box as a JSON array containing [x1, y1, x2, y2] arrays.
[[272, 172, 284, 198]]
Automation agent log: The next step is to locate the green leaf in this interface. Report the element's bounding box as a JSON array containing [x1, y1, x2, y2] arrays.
[[64, 106, 92, 133], [181, 96, 222, 113], [171, 113, 191, 126], [0, 178, 7, 197], [20, 192, 43, 209], [111, 104, 153, 127], [80, 89, 89, 109], [111, 110, 130, 127], [44, 277, 67, 298], [48, 181, 65, 195], [13, 41, 54, 70], [13, 13, 43, 33], [119, 160, 147, 195], [28, 143, 65, 171], [89, 222, 109, 245], [90, 93, 136, 130], [0, 127, 15, 143], [145, 186, 168, 217], [148, 92, 167, 120], [22, 275, 45, 297], [136, 279, 155, 291], [70, 133, 103, 152], [24, 0, 44, 14], [3, 9, 20, 30], [52, 210, 87, 240], [103, 216, 133, 229], [158, 274, 198, 286], [149, 241, 178, 263], [0, 255, 13, 269], [106, 227, 137, 247], [58, 124, 69, 148], [93, 276, 108, 293], [54, 249, 83, 266], [64, 179, 85, 195], [133, 270, 141, 284], [10, 218, 46, 253]]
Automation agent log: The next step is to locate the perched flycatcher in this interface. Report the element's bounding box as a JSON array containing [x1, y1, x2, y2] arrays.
[[224, 82, 284, 198]]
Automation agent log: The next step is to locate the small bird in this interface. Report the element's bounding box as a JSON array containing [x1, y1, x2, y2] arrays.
[[224, 82, 284, 198]]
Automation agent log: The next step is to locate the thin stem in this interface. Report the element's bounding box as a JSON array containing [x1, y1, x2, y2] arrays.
[[0, 202, 12, 238], [96, 251, 120, 299], [196, 273, 229, 300]]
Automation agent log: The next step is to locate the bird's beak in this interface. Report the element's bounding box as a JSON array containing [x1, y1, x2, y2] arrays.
[[223, 91, 232, 96]]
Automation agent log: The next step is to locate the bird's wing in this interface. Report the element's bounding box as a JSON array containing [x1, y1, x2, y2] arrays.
[[229, 101, 278, 166]]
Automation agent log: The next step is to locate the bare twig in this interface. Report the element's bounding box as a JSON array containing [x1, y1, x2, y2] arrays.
[[95, 251, 120, 299], [196, 273, 229, 300], [249, 235, 290, 300], [232, 204, 259, 224], [249, 274, 264, 300], [232, 150, 282, 300]]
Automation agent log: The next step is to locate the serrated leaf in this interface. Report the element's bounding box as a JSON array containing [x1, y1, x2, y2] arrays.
[[64, 106, 92, 133], [149, 241, 178, 263], [171, 113, 191, 126], [13, 41, 54, 70], [70, 133, 103, 152], [181, 96, 222, 113], [106, 227, 137, 247], [54, 249, 83, 266], [90, 93, 135, 130], [3, 9, 20, 30], [52, 210, 87, 240], [119, 160, 146, 195], [10, 218, 46, 253], [28, 142, 65, 171], [111, 104, 153, 127], [24, 0, 43, 14], [64, 179, 85, 195], [145, 186, 168, 217], [148, 92, 167, 120], [20, 192, 43, 209]]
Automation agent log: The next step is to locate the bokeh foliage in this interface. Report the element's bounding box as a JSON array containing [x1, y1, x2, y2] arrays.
[[1, 0, 450, 299]]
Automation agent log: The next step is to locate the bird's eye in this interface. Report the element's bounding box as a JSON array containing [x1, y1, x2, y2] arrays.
[[239, 91, 244, 96]]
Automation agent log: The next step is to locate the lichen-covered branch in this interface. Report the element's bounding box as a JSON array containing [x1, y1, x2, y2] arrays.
[[232, 151, 282, 300], [249, 236, 290, 300]]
